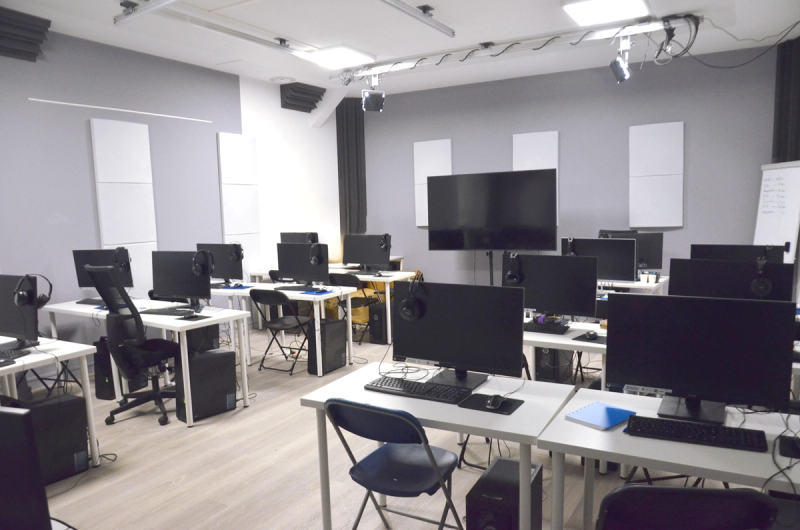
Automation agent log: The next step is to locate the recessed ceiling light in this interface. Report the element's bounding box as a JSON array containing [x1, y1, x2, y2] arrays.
[[305, 46, 375, 70], [561, 0, 649, 26], [269, 76, 296, 84]]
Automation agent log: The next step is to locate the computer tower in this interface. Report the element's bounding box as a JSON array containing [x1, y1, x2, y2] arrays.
[[466, 457, 543, 530], [186, 324, 220, 353], [368, 302, 395, 345], [174, 349, 236, 423], [1, 394, 89, 485], [94, 337, 146, 399], [308, 318, 347, 375], [534, 347, 572, 384]]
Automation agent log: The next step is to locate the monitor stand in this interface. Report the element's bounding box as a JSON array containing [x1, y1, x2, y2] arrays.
[[189, 298, 204, 313], [657, 396, 726, 425], [3, 339, 39, 351], [430, 369, 488, 391]]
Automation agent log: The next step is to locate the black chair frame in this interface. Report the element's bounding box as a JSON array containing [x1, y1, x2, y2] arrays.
[[250, 289, 311, 376]]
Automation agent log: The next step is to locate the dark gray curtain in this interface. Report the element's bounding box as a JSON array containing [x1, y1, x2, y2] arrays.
[[773, 36, 800, 163], [336, 98, 367, 234]]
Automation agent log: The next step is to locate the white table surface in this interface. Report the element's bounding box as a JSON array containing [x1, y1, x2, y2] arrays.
[[0, 338, 100, 468], [300, 362, 577, 530], [598, 275, 669, 294], [538, 388, 800, 530], [45, 300, 251, 427]]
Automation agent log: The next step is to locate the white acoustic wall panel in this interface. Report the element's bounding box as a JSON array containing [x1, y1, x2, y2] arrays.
[[90, 118, 158, 296], [217, 133, 260, 269], [413, 139, 452, 227], [513, 131, 559, 223], [218, 133, 257, 185], [629, 122, 684, 228], [220, 184, 260, 235]]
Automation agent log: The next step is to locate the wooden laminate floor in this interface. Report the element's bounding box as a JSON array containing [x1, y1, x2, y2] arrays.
[[43, 327, 721, 529]]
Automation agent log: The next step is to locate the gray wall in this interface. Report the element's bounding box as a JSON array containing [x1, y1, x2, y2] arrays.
[[364, 47, 777, 285], [0, 33, 241, 344]]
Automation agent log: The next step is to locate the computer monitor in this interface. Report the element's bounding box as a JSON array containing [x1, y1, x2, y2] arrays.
[[393, 282, 524, 390], [601, 232, 664, 269], [72, 248, 133, 288], [561, 237, 637, 281], [0, 275, 39, 349], [196, 243, 244, 285], [669, 258, 794, 301], [280, 232, 319, 244], [0, 406, 51, 530], [501, 252, 598, 317], [690, 244, 784, 264], [606, 293, 794, 424], [277, 243, 329, 286], [151, 251, 211, 312], [342, 234, 391, 272]]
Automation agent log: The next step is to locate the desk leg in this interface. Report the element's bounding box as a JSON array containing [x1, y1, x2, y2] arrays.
[[110, 352, 122, 401], [583, 458, 595, 530], [794, 374, 800, 402], [384, 280, 392, 344], [520, 443, 532, 530], [49, 312, 58, 339], [179, 331, 194, 427], [599, 354, 608, 475], [316, 409, 332, 530], [8, 373, 18, 399], [244, 299, 252, 366], [552, 451, 565, 530], [313, 301, 324, 377], [79, 355, 100, 467], [277, 305, 285, 346], [237, 317, 250, 408], [346, 294, 353, 364]]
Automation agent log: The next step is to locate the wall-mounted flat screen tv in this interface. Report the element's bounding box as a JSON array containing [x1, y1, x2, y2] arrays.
[[427, 169, 557, 251]]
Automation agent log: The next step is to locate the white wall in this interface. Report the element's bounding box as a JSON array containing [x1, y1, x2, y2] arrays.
[[239, 77, 341, 270]]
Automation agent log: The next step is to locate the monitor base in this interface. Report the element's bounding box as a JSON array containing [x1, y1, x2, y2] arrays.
[[657, 396, 726, 425], [430, 369, 488, 391]]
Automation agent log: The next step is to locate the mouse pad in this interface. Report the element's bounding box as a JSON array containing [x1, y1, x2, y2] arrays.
[[222, 285, 248, 290], [573, 333, 607, 345], [458, 393, 524, 415]]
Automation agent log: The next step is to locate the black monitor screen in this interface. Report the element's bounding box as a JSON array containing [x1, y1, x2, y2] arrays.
[[342, 234, 391, 271], [280, 232, 319, 244], [0, 407, 51, 530], [277, 243, 329, 284], [152, 251, 211, 301], [669, 258, 794, 301], [427, 169, 557, 251], [561, 238, 637, 281], [690, 244, 784, 264], [73, 249, 133, 288], [393, 282, 524, 378], [502, 253, 598, 317], [0, 275, 38, 345], [196, 243, 243, 283], [606, 293, 794, 411], [603, 232, 663, 269]]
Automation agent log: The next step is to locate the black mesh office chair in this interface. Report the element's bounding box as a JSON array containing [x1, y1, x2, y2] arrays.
[[85, 265, 179, 426], [250, 289, 311, 375], [329, 273, 378, 344]]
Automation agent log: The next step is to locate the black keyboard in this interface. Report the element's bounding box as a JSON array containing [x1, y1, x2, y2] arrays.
[[140, 308, 195, 317], [625, 415, 768, 453], [364, 376, 472, 405], [0, 349, 31, 361], [523, 320, 570, 335], [275, 285, 313, 292]]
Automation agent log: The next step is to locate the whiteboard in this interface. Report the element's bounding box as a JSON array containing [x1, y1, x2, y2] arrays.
[[753, 161, 800, 264]]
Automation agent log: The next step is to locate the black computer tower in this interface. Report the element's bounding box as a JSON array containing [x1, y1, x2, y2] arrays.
[[186, 324, 220, 353], [1, 394, 89, 485], [466, 457, 543, 530], [308, 318, 347, 375], [368, 302, 395, 345], [94, 337, 146, 400], [534, 347, 572, 384], [174, 349, 236, 423]]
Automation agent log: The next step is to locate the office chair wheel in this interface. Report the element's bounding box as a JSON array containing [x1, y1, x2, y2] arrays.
[[158, 415, 169, 426], [105, 415, 115, 425]]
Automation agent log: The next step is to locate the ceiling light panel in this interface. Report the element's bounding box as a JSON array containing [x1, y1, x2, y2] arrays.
[[561, 0, 649, 26], [306, 46, 375, 70]]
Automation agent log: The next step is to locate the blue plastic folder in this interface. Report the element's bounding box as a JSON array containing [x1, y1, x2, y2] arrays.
[[565, 401, 636, 430]]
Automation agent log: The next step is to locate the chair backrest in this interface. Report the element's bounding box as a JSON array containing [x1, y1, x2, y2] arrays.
[[596, 485, 777, 530], [249, 288, 291, 308], [325, 398, 427, 445], [268, 270, 282, 282], [329, 273, 360, 288]]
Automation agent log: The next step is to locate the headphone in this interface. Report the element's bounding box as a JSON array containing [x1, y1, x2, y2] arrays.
[[380, 234, 391, 251], [566, 237, 577, 256], [309, 243, 322, 266], [192, 249, 215, 276], [229, 244, 244, 262], [505, 252, 523, 286], [115, 247, 131, 273], [13, 274, 52, 309], [306, 233, 316, 244], [399, 276, 425, 321], [751, 256, 773, 298]]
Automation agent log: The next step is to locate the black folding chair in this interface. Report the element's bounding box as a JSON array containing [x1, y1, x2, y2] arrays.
[[329, 273, 379, 344], [250, 289, 311, 375]]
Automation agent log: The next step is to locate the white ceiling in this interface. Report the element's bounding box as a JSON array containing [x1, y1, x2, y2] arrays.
[[3, 0, 800, 95]]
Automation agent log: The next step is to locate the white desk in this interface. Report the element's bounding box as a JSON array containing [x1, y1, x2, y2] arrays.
[[0, 338, 100, 467], [538, 388, 800, 530], [347, 270, 416, 344], [523, 321, 607, 384], [300, 363, 576, 530], [598, 275, 669, 295], [211, 283, 357, 376], [45, 301, 251, 427]]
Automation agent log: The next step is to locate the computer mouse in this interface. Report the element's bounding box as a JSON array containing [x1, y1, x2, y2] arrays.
[[233, 283, 243, 287], [585, 331, 598, 341], [486, 394, 506, 410]]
